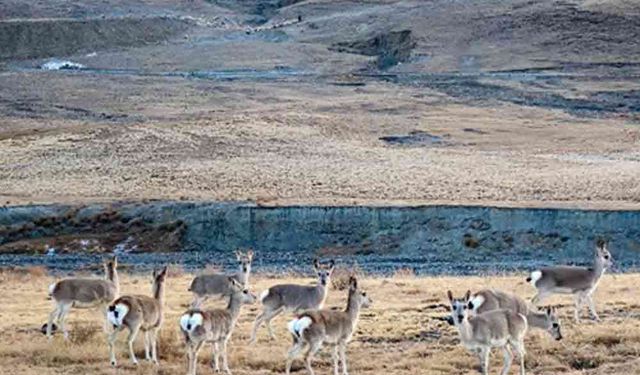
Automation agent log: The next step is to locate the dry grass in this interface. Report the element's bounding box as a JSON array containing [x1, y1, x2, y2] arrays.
[[0, 271, 639, 374]]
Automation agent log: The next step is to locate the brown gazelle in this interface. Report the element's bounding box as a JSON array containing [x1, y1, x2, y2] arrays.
[[47, 257, 119, 340], [448, 291, 528, 375], [180, 278, 256, 375], [107, 266, 168, 366], [250, 259, 335, 344], [285, 276, 371, 375], [468, 289, 562, 340], [527, 239, 613, 322], [189, 250, 254, 308]]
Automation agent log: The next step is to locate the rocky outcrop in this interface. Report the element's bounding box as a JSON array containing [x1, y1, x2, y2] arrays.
[[330, 30, 416, 69]]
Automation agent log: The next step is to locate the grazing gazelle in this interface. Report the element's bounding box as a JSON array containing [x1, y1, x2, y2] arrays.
[[47, 257, 119, 340], [249, 259, 335, 344], [285, 276, 371, 375], [527, 239, 613, 322], [468, 289, 562, 340], [107, 266, 168, 366], [180, 278, 256, 375], [448, 290, 528, 375], [189, 250, 254, 308]]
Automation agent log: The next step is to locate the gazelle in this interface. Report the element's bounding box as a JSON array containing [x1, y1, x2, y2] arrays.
[[249, 259, 335, 343], [448, 291, 528, 375], [468, 289, 562, 340], [285, 276, 371, 375], [526, 239, 612, 322], [107, 266, 167, 366], [189, 250, 254, 308], [180, 278, 256, 375], [46, 257, 119, 340]]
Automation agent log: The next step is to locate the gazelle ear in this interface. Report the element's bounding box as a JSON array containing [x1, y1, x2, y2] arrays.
[[112, 256, 118, 268], [152, 268, 158, 278], [160, 266, 168, 276], [464, 290, 471, 302], [546, 306, 552, 316], [247, 250, 254, 261], [349, 276, 358, 290], [313, 258, 320, 270], [235, 250, 243, 261], [447, 290, 454, 303]]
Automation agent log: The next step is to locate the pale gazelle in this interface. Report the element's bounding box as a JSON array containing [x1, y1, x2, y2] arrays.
[[189, 250, 254, 308], [46, 256, 119, 340], [448, 291, 528, 375], [106, 266, 167, 366], [468, 289, 562, 340], [180, 278, 256, 375], [526, 239, 613, 322], [249, 259, 335, 343], [285, 276, 371, 375]]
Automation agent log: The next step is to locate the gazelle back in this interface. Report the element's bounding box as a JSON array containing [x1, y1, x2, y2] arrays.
[[250, 259, 335, 343], [189, 250, 254, 307], [46, 257, 119, 339], [527, 239, 612, 322]]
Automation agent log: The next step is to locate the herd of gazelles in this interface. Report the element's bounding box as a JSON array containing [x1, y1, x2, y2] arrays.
[[44, 240, 613, 375]]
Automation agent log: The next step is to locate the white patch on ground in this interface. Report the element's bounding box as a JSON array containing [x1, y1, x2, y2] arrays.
[[40, 60, 85, 71]]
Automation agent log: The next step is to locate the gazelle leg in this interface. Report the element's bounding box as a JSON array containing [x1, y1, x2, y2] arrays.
[[304, 340, 322, 375], [586, 294, 601, 321], [144, 331, 151, 361], [47, 304, 60, 340], [127, 325, 141, 365], [574, 293, 585, 322], [339, 342, 349, 375], [500, 346, 512, 375], [150, 329, 159, 364], [108, 326, 123, 366], [192, 295, 207, 309], [510, 340, 526, 375], [331, 345, 339, 375], [480, 347, 489, 375], [221, 337, 231, 374], [187, 343, 195, 375], [58, 303, 72, 340], [211, 341, 220, 372], [285, 339, 305, 375], [264, 307, 284, 340]]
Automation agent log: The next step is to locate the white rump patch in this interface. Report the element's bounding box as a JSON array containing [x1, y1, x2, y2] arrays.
[[288, 316, 312, 337], [180, 313, 203, 333], [469, 295, 485, 314], [48, 283, 57, 297], [529, 270, 543, 287], [259, 289, 270, 303], [107, 303, 129, 327]]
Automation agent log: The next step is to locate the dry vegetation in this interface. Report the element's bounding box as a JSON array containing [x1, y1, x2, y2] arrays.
[[1, 269, 639, 374]]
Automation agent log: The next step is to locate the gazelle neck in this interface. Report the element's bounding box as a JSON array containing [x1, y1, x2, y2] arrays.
[[227, 292, 244, 321], [153, 279, 165, 305], [525, 310, 548, 329], [345, 291, 362, 326], [108, 266, 120, 294]]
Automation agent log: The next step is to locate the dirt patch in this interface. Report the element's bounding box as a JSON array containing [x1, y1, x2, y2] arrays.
[[0, 17, 192, 60]]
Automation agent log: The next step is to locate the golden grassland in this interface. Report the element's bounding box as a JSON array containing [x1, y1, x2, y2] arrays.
[[0, 269, 639, 375]]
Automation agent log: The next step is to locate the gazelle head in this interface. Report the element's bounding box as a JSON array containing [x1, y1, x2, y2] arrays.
[[152, 266, 168, 294], [228, 277, 256, 304], [104, 256, 117, 274], [543, 306, 563, 341], [447, 290, 471, 325], [313, 259, 335, 287], [595, 239, 613, 269], [348, 276, 372, 308], [235, 249, 254, 274]]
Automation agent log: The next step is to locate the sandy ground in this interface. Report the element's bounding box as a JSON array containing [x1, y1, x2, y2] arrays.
[[0, 270, 639, 374]]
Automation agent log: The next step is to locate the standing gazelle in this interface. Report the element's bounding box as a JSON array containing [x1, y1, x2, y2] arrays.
[[189, 250, 254, 308], [250, 259, 335, 343], [47, 257, 119, 340], [107, 266, 168, 366], [180, 278, 256, 375], [448, 291, 528, 375], [527, 239, 613, 322], [285, 276, 371, 375], [468, 289, 562, 340]]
